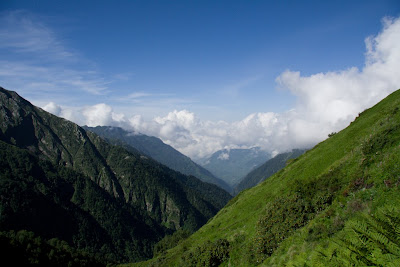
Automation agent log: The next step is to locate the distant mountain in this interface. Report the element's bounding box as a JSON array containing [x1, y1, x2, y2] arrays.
[[198, 147, 271, 187], [83, 126, 232, 193], [233, 149, 306, 195], [0, 87, 231, 264], [142, 89, 400, 266]]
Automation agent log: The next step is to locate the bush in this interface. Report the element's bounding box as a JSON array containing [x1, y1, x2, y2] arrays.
[[153, 229, 191, 256], [313, 205, 400, 266], [182, 238, 230, 267]]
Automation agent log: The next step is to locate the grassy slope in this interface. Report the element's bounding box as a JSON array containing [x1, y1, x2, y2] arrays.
[[233, 149, 306, 195], [132, 89, 400, 266]]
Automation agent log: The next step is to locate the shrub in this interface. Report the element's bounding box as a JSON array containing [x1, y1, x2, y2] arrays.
[[182, 238, 230, 267], [313, 205, 400, 266]]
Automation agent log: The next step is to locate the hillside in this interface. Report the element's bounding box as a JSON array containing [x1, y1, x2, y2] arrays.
[[83, 126, 231, 193], [199, 147, 271, 187], [233, 149, 306, 195], [0, 87, 231, 264], [136, 89, 400, 266]]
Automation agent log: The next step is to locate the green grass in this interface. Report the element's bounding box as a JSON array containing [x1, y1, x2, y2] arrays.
[[130, 89, 400, 266]]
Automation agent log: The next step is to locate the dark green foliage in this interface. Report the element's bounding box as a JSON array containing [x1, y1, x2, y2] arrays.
[[0, 230, 105, 266], [84, 126, 232, 193], [314, 206, 400, 266], [0, 86, 231, 263], [252, 168, 342, 263], [328, 132, 337, 137], [182, 239, 230, 267], [253, 194, 315, 263], [234, 149, 306, 195], [153, 229, 191, 257], [0, 140, 161, 263]]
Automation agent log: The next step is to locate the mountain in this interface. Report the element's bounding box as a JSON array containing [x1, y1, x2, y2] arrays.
[[0, 87, 231, 264], [83, 126, 232, 193], [198, 147, 271, 187], [138, 89, 400, 266], [233, 149, 306, 195]]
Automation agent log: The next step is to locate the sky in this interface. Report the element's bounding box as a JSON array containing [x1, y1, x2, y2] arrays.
[[1, 0, 400, 160]]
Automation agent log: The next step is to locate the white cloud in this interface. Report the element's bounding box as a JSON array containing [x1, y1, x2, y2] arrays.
[[276, 16, 400, 134], [41, 16, 400, 161], [122, 16, 400, 159], [82, 103, 125, 127], [42, 102, 62, 116], [218, 152, 230, 160]]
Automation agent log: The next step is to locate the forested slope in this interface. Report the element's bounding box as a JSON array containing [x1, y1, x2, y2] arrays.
[[84, 126, 231, 193], [0, 87, 231, 264]]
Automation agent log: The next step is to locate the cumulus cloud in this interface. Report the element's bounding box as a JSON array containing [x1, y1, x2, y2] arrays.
[[82, 103, 126, 127], [123, 16, 400, 159], [43, 16, 400, 160], [276, 16, 400, 137], [42, 102, 62, 116]]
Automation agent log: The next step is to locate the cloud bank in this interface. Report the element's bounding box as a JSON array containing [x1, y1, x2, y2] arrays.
[[44, 17, 400, 160]]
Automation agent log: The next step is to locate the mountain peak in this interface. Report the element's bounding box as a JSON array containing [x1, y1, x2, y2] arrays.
[[0, 86, 232, 263]]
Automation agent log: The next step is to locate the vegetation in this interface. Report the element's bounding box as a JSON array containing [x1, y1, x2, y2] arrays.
[[0, 87, 231, 263], [234, 149, 306, 195], [0, 230, 105, 266], [134, 89, 400, 266], [84, 126, 231, 193], [0, 139, 160, 263], [3, 85, 400, 265], [153, 229, 192, 257], [312, 205, 400, 266], [181, 238, 230, 267]]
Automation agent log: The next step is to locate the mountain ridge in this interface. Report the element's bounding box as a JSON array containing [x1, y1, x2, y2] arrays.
[[0, 86, 232, 263], [137, 88, 400, 266], [198, 147, 271, 187], [233, 149, 306, 195], [83, 125, 232, 193]]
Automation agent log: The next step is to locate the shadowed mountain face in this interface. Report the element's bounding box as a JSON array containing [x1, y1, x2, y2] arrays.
[[198, 147, 271, 187], [83, 126, 232, 193], [0, 87, 231, 263], [233, 149, 306, 195]]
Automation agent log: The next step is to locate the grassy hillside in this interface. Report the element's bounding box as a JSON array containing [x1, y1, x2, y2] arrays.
[[133, 89, 400, 266], [234, 149, 306, 195]]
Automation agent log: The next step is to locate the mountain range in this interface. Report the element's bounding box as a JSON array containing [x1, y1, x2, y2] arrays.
[[198, 147, 271, 187], [233, 149, 306, 195], [3, 86, 400, 266], [139, 88, 400, 266], [0, 87, 231, 264], [83, 126, 231, 193]]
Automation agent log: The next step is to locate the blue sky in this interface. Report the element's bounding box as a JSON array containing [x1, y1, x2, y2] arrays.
[[1, 1, 400, 158]]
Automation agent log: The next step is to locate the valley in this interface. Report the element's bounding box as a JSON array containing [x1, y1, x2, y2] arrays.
[[134, 89, 400, 266], [0, 87, 232, 264], [1, 4, 399, 266], [3, 86, 400, 266]]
